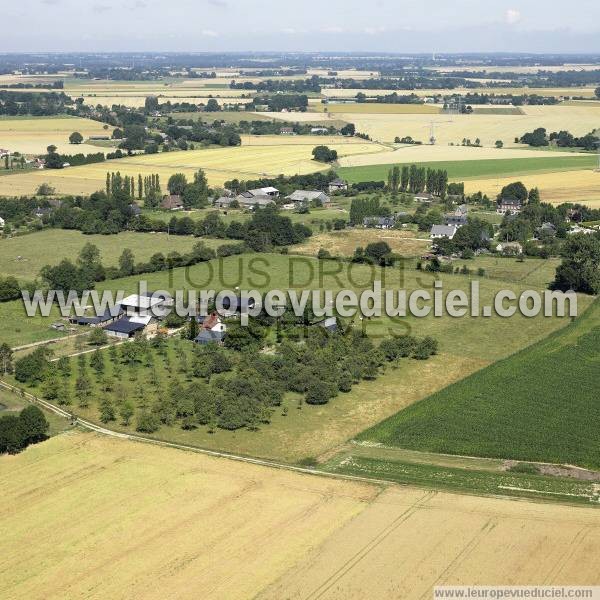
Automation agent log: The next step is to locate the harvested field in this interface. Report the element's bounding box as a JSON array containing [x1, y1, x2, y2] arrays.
[[292, 229, 430, 258], [337, 144, 588, 167], [0, 136, 386, 196], [314, 103, 443, 114], [0, 115, 115, 155], [3, 433, 599, 600], [331, 103, 600, 145]]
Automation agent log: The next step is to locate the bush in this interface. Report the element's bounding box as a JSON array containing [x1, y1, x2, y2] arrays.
[[136, 411, 161, 433]]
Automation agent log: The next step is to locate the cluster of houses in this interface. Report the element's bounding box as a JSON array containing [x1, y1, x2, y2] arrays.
[[159, 179, 349, 213], [430, 204, 469, 240]]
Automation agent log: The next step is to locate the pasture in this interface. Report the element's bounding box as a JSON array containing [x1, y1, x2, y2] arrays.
[[3, 434, 599, 600], [358, 298, 600, 469], [314, 103, 442, 114], [0, 135, 386, 196], [0, 115, 114, 156], [0, 230, 216, 280]]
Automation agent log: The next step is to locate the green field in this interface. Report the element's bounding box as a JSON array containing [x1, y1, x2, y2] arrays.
[[0, 229, 222, 281], [358, 298, 600, 469], [337, 155, 598, 184], [326, 455, 600, 505], [0, 386, 71, 437]]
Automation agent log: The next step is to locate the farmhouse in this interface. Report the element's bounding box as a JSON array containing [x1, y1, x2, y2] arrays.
[[280, 127, 295, 135], [245, 186, 280, 198], [0, 216, 5, 229], [105, 318, 149, 339], [328, 178, 348, 193], [496, 241, 523, 255], [496, 197, 522, 215], [194, 312, 227, 345], [235, 194, 276, 209], [445, 212, 468, 227], [161, 195, 184, 211], [430, 224, 458, 240], [214, 196, 237, 209], [363, 216, 395, 229], [414, 193, 436, 203], [286, 190, 330, 205]]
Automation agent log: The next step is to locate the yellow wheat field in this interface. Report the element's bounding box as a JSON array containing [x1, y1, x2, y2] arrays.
[[0, 136, 387, 196], [322, 86, 600, 99], [331, 103, 600, 145], [314, 103, 443, 114], [2, 433, 600, 600], [337, 144, 589, 167], [0, 116, 114, 155], [464, 168, 600, 207]]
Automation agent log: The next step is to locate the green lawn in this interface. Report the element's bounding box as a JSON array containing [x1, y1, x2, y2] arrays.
[[357, 297, 600, 469], [0, 229, 221, 280], [0, 387, 72, 437], [337, 155, 598, 184]]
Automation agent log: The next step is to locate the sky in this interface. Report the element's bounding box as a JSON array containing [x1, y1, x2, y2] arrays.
[[3, 0, 600, 53]]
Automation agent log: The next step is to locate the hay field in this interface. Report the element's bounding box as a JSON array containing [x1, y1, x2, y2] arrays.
[[0, 115, 114, 155], [332, 103, 600, 145], [4, 434, 599, 600], [337, 144, 589, 167], [0, 432, 376, 600], [464, 169, 600, 206], [292, 229, 430, 257], [0, 136, 386, 196], [322, 86, 600, 99], [262, 486, 600, 599], [315, 103, 442, 114]]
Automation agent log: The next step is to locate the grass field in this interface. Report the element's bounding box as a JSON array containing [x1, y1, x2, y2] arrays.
[[0, 230, 219, 280], [0, 135, 386, 196], [357, 298, 600, 469], [337, 154, 598, 184], [291, 229, 430, 258], [0, 387, 72, 436], [0, 115, 114, 156], [4, 252, 589, 460]]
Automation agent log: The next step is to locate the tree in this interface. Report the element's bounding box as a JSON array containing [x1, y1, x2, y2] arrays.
[[19, 405, 49, 444], [553, 234, 600, 294], [595, 87, 600, 99], [136, 411, 160, 433], [499, 181, 528, 204], [0, 343, 13, 375], [88, 327, 108, 346], [77, 242, 105, 284], [205, 98, 221, 112], [36, 182, 56, 196], [167, 173, 188, 196], [305, 381, 334, 405], [495, 140, 503, 148], [312, 146, 338, 163], [75, 375, 92, 407], [119, 400, 135, 426], [99, 397, 115, 423], [90, 349, 105, 376], [340, 123, 355, 136], [14, 348, 49, 384], [69, 131, 84, 144], [118, 248, 135, 277], [0, 415, 26, 454]]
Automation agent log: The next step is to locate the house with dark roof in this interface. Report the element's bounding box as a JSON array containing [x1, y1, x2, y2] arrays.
[[430, 224, 458, 240], [105, 317, 148, 339], [328, 178, 348, 193], [69, 305, 123, 327], [161, 195, 184, 211], [363, 216, 395, 229]]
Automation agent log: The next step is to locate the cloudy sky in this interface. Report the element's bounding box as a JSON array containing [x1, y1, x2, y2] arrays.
[[3, 0, 600, 53]]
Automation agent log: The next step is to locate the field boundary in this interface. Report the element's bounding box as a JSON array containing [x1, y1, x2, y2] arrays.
[[2, 376, 599, 507]]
